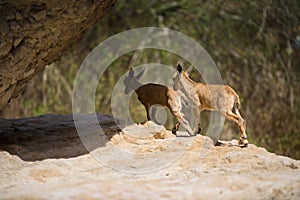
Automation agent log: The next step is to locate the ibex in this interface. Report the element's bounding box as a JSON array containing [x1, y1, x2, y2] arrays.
[[173, 62, 249, 146], [123, 68, 195, 135]]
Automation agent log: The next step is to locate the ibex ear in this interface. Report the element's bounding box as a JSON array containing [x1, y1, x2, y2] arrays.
[[129, 68, 134, 77], [186, 65, 193, 75], [177, 62, 183, 73], [135, 67, 145, 80]]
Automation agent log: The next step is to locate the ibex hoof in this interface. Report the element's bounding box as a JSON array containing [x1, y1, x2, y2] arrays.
[[238, 139, 249, 148], [196, 127, 201, 134], [197, 124, 202, 134], [171, 128, 177, 135]]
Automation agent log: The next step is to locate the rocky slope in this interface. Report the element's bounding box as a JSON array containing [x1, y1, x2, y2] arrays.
[[0, 0, 115, 110], [0, 114, 299, 199]]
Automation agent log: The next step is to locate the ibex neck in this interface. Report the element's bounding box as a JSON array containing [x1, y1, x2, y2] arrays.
[[181, 73, 197, 93], [134, 81, 144, 95]]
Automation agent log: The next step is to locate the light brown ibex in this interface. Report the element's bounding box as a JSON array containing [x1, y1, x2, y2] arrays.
[[123, 68, 195, 135], [173, 62, 248, 146]]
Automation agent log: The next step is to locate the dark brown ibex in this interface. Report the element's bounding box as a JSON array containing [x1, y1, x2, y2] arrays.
[[123, 68, 194, 135]]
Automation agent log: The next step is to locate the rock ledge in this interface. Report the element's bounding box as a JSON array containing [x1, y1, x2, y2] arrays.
[[0, 114, 299, 199]]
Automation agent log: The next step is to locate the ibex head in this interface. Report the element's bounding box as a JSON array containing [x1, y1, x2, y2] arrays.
[[123, 67, 145, 94], [173, 62, 193, 90]]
